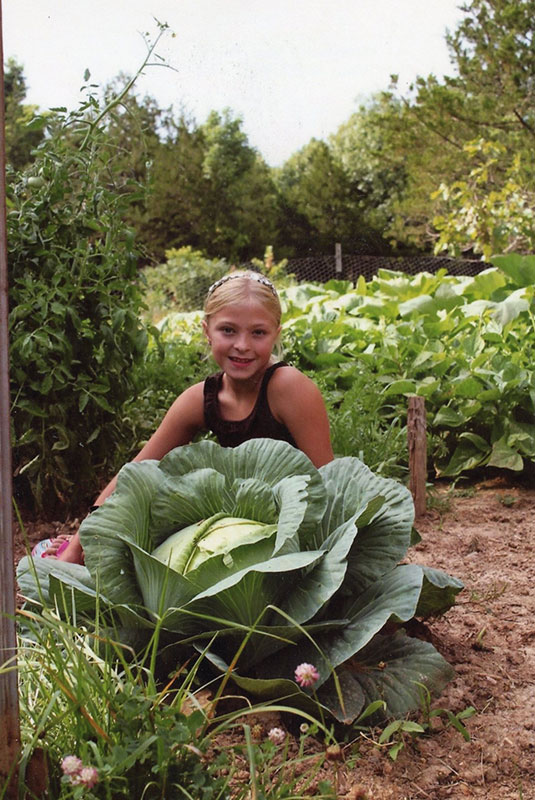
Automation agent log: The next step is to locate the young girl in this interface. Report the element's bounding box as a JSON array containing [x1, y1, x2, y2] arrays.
[[40, 271, 334, 563]]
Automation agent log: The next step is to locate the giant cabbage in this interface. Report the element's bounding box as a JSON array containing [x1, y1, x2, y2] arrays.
[[18, 438, 462, 722]]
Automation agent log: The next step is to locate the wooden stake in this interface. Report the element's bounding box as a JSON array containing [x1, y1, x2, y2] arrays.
[[0, 4, 22, 794], [335, 242, 342, 274], [408, 396, 427, 518]]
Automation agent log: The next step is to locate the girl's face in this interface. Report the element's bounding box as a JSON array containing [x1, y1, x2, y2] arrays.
[[203, 300, 281, 382]]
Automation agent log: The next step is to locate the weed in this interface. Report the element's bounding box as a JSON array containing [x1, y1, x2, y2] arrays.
[[498, 492, 517, 507], [469, 582, 508, 607], [362, 684, 476, 761]]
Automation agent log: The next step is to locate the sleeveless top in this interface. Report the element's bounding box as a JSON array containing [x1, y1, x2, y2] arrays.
[[203, 361, 297, 448]]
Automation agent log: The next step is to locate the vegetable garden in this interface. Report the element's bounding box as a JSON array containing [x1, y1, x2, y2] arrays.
[[8, 253, 535, 799], [4, 11, 535, 795]]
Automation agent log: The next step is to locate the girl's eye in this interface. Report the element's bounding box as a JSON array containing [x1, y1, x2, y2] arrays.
[[253, 329, 267, 336]]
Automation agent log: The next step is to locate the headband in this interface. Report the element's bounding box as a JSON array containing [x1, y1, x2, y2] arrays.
[[206, 272, 278, 298]]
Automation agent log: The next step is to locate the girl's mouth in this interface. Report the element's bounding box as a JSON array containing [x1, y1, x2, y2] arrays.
[[229, 356, 253, 363]]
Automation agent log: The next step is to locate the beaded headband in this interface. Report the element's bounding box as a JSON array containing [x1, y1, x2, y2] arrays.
[[206, 272, 278, 298]]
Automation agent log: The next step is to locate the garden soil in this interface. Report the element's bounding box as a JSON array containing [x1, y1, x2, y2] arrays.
[[13, 474, 535, 800]]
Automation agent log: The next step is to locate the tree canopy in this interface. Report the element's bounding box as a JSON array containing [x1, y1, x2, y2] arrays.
[[5, 0, 535, 263]]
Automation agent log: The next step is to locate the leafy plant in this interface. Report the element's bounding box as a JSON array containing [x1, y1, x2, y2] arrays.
[[376, 682, 475, 761], [273, 265, 535, 479], [141, 246, 229, 321], [7, 27, 173, 512], [18, 438, 462, 724]]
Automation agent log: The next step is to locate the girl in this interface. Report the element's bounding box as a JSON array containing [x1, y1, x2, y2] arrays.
[[40, 271, 334, 563]]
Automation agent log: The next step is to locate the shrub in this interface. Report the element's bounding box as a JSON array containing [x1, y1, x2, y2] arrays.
[[142, 246, 229, 321], [7, 40, 169, 512]]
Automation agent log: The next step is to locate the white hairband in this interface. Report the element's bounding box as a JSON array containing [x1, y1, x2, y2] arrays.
[[206, 272, 278, 297]]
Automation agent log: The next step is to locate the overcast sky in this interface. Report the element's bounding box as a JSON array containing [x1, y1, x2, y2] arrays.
[[3, 0, 464, 165]]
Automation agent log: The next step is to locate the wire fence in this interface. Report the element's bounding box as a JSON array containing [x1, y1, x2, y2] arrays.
[[242, 252, 486, 285]]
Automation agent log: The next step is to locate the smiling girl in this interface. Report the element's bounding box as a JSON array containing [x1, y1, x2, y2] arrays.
[[39, 271, 333, 563]]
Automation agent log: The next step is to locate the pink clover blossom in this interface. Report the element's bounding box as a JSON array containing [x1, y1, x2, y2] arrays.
[[294, 662, 320, 688], [268, 727, 286, 745], [61, 755, 83, 776], [72, 766, 99, 788]]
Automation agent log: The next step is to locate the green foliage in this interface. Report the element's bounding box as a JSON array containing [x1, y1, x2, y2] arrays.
[[325, 368, 408, 480], [275, 138, 377, 254], [276, 267, 535, 478], [3, 58, 44, 169], [377, 682, 475, 761], [19, 438, 462, 724], [326, 0, 535, 254], [142, 246, 229, 320], [249, 245, 296, 289], [7, 32, 174, 512], [432, 139, 535, 258], [118, 332, 211, 466], [11, 606, 233, 799], [137, 109, 280, 262], [9, 597, 349, 799]]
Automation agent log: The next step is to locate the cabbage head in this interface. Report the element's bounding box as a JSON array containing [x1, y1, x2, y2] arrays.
[[18, 438, 463, 722]]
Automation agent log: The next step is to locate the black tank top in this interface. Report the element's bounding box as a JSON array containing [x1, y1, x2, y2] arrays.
[[203, 361, 297, 448]]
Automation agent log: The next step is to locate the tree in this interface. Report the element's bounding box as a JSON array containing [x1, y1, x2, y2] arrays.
[[4, 58, 44, 169], [433, 139, 535, 258], [275, 138, 375, 254], [380, 0, 535, 254], [138, 108, 279, 262], [329, 94, 409, 252]]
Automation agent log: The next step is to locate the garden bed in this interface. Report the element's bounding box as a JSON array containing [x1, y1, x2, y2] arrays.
[[13, 474, 535, 799]]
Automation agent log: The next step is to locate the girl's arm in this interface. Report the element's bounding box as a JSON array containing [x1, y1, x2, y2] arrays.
[[268, 367, 334, 468], [93, 381, 206, 505], [56, 382, 206, 562]]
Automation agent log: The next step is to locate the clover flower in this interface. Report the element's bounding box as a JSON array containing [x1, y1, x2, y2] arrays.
[[268, 726, 286, 745], [72, 766, 99, 789], [294, 662, 319, 688], [61, 756, 83, 776], [61, 756, 99, 789]]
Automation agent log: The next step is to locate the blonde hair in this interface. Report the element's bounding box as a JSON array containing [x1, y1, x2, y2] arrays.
[[203, 271, 281, 326]]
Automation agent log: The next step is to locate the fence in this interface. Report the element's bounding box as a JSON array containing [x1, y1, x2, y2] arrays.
[[243, 249, 486, 285]]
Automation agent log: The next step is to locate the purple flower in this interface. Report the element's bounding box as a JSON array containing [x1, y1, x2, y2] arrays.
[[61, 755, 83, 776], [294, 662, 320, 688], [268, 726, 286, 745]]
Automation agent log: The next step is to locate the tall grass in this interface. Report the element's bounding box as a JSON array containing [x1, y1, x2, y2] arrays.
[[3, 600, 339, 799]]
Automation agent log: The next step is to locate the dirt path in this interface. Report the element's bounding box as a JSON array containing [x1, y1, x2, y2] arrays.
[[13, 476, 535, 799], [340, 477, 535, 800]]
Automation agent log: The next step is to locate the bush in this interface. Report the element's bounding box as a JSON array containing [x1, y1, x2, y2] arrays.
[[118, 333, 214, 465], [8, 70, 154, 512], [142, 246, 229, 321]]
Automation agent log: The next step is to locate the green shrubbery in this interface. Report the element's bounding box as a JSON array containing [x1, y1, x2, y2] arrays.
[[141, 246, 229, 321], [7, 52, 158, 513]]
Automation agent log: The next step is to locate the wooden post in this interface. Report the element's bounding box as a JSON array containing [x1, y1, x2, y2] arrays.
[[335, 242, 342, 275], [0, 2, 21, 795], [408, 396, 427, 518]]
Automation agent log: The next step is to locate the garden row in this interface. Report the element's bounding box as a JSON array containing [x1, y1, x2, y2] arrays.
[[154, 252, 535, 483]]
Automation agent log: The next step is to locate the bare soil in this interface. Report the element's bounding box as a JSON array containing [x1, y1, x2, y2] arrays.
[[13, 475, 535, 800]]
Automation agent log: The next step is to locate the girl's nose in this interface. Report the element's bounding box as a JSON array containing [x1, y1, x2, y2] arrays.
[[234, 333, 250, 351]]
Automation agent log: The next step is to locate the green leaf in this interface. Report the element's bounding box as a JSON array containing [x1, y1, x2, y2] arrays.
[[318, 630, 455, 721], [415, 566, 464, 617], [320, 458, 414, 592], [383, 379, 417, 396], [433, 406, 467, 427], [80, 460, 164, 606], [438, 432, 491, 476], [491, 254, 535, 288], [487, 437, 524, 471]]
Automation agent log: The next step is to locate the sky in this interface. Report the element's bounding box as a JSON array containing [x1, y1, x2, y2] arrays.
[[2, 0, 464, 166]]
